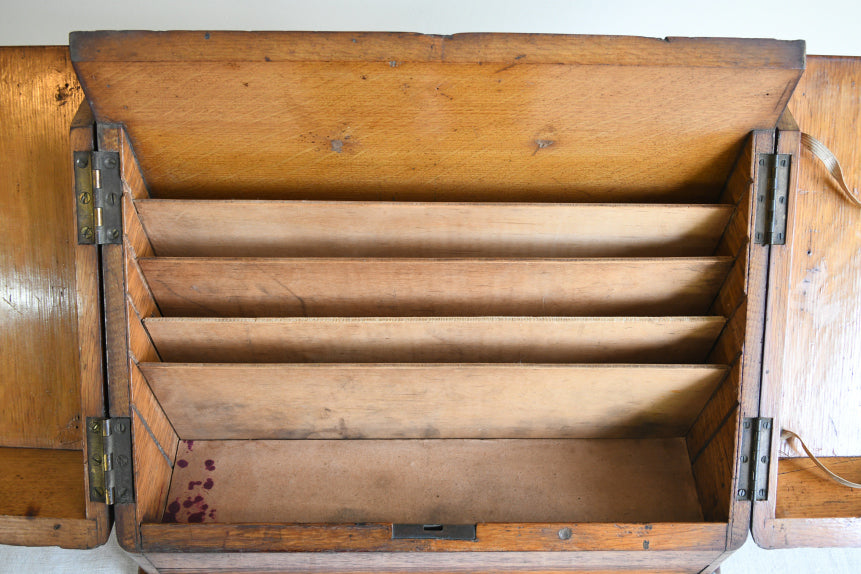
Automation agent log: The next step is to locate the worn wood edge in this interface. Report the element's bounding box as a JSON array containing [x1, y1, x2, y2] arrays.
[[141, 549, 725, 572], [0, 515, 101, 549], [724, 130, 777, 554], [139, 522, 727, 553], [752, 517, 861, 549], [750, 128, 803, 549], [119, 126, 151, 200], [69, 31, 805, 69]]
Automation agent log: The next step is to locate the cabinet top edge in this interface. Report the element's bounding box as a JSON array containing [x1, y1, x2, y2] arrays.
[[69, 31, 805, 70]]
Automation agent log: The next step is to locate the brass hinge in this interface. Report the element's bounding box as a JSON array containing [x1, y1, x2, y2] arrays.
[[86, 417, 135, 505], [736, 417, 773, 501], [754, 153, 790, 245], [74, 151, 122, 245]]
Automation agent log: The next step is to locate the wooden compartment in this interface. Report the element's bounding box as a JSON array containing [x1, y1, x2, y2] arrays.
[[21, 30, 856, 573]]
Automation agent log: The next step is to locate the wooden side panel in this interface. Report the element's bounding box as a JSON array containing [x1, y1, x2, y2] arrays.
[[145, 316, 725, 364], [141, 363, 727, 440], [161, 438, 704, 524], [771, 57, 861, 457], [136, 200, 733, 258], [72, 32, 803, 201], [139, 258, 733, 318], [0, 47, 85, 450]]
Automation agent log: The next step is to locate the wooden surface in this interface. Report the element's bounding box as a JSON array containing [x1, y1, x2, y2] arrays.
[[139, 363, 727, 440], [775, 457, 861, 519], [0, 447, 85, 520], [770, 56, 861, 458], [141, 522, 725, 553], [0, 47, 85, 450], [136, 200, 733, 258], [139, 257, 733, 317], [161, 438, 703, 524], [145, 316, 725, 364], [71, 33, 802, 201], [143, 550, 724, 573]]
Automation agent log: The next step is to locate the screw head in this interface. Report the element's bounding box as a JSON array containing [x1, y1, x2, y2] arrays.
[[81, 227, 94, 240], [738, 489, 747, 498], [109, 228, 120, 239], [79, 192, 91, 204], [761, 455, 768, 463], [558, 527, 572, 540], [75, 156, 88, 168], [741, 455, 748, 463], [104, 156, 117, 168], [758, 489, 766, 497]]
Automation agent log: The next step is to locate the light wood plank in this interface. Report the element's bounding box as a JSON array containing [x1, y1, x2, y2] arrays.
[[162, 438, 704, 524], [139, 363, 727, 440], [71, 33, 802, 201], [139, 257, 734, 317], [136, 200, 733, 258], [145, 316, 725, 364]]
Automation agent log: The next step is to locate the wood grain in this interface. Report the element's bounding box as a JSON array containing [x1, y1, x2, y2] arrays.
[[132, 409, 173, 525], [775, 457, 861, 519], [162, 438, 704, 524], [773, 56, 861, 457], [141, 522, 726, 553], [0, 447, 85, 519], [145, 316, 725, 364], [71, 33, 802, 201], [140, 363, 727, 440], [71, 31, 803, 67], [0, 47, 85, 450], [139, 257, 734, 317], [0, 516, 99, 550], [143, 550, 724, 573], [136, 200, 733, 258]]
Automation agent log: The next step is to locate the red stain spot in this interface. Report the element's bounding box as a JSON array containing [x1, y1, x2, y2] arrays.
[[208, 509, 216, 519], [188, 480, 203, 490], [185, 440, 194, 451], [203, 478, 214, 490], [177, 459, 188, 468], [183, 495, 204, 509], [188, 511, 206, 523], [201, 504, 208, 511], [204, 459, 215, 471], [167, 501, 181, 514]]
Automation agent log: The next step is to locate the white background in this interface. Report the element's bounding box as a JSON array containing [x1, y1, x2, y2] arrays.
[[1, 0, 860, 572]]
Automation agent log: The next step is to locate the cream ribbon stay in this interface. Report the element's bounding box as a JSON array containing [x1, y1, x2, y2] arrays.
[[800, 132, 861, 208], [781, 429, 861, 489]]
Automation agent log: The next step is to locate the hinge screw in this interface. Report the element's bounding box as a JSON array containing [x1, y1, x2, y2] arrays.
[[92, 487, 104, 498], [79, 192, 91, 204], [75, 156, 88, 168], [558, 527, 572, 540], [744, 421, 751, 429], [740, 455, 748, 463], [109, 228, 120, 240], [90, 420, 100, 431], [738, 489, 747, 498], [758, 489, 766, 497], [761, 456, 768, 463], [104, 156, 118, 169], [80, 227, 94, 240]]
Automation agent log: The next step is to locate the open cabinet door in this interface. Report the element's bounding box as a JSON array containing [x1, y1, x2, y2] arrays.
[[753, 56, 861, 548], [0, 47, 110, 548]]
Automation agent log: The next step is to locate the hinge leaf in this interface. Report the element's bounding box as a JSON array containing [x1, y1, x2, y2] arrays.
[[74, 151, 122, 245], [754, 153, 790, 245], [86, 417, 135, 505], [736, 417, 773, 501]]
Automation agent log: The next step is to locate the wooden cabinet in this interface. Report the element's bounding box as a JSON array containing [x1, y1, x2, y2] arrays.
[[1, 33, 858, 573]]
